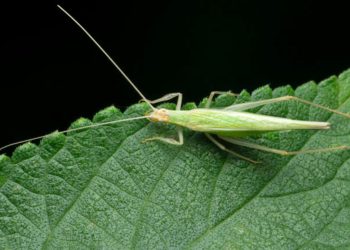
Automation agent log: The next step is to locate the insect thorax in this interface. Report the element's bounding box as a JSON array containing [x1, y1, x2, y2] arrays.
[[148, 109, 170, 122]]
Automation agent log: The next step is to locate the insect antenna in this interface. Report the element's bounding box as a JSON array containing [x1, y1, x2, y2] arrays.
[[57, 5, 155, 111], [0, 6, 158, 153], [0, 115, 151, 152]]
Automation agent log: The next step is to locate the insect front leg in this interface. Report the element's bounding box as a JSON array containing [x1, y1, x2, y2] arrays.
[[205, 133, 260, 164], [143, 127, 184, 145], [205, 91, 239, 108], [143, 93, 184, 145], [141, 92, 183, 110], [219, 136, 350, 156]]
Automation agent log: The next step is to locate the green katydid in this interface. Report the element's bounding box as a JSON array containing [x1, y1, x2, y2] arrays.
[[1, 5, 350, 164]]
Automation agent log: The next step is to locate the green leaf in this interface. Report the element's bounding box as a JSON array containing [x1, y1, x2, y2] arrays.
[[1, 69, 350, 249]]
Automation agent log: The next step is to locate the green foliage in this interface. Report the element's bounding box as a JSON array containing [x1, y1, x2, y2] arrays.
[[1, 69, 350, 249]]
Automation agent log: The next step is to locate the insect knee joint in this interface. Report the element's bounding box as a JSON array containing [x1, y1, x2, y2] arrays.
[[280, 150, 290, 156], [284, 96, 295, 100]]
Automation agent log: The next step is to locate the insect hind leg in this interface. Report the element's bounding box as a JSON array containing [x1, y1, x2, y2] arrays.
[[288, 96, 350, 118], [205, 133, 260, 164], [219, 136, 350, 156], [224, 95, 350, 118]]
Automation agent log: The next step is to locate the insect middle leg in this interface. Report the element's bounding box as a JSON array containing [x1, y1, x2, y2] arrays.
[[219, 136, 350, 156], [205, 133, 260, 164]]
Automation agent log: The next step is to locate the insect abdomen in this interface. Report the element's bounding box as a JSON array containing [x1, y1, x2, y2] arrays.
[[166, 109, 330, 137]]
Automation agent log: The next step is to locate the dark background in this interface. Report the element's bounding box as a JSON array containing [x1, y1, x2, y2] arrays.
[[1, 0, 349, 154]]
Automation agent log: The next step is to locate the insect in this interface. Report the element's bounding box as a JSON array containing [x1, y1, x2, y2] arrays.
[[1, 5, 349, 163]]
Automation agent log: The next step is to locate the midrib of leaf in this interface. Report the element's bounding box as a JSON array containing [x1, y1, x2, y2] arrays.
[[188, 80, 350, 248], [41, 123, 146, 249]]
